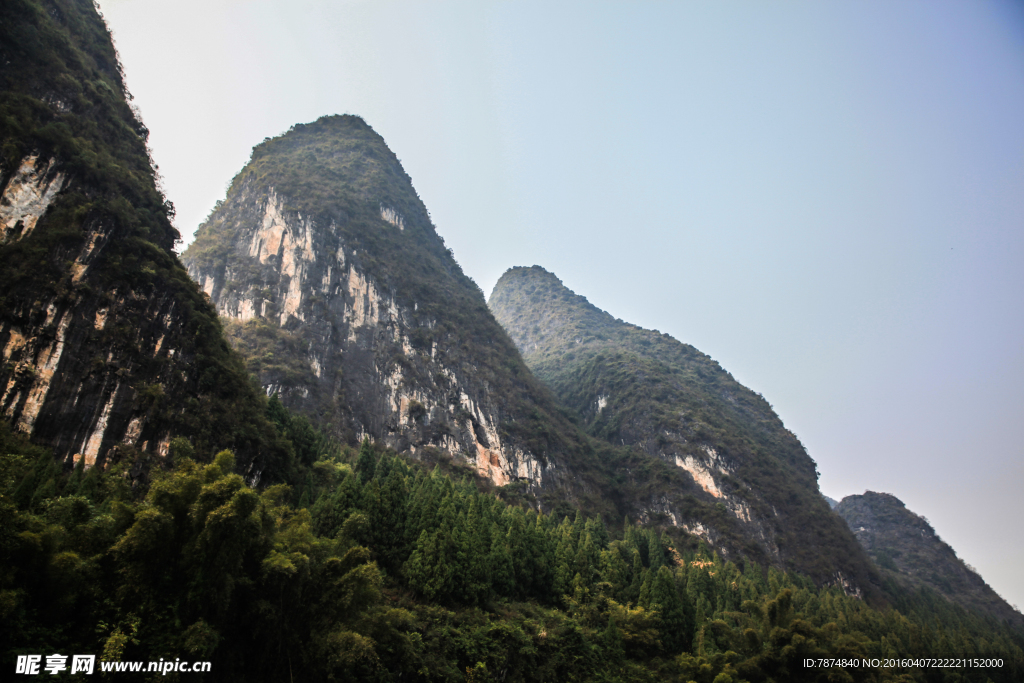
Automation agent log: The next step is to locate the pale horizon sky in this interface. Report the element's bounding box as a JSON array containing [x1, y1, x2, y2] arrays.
[[97, 0, 1024, 610]]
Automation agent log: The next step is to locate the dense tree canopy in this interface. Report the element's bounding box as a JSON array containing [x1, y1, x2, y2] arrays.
[[2, 420, 1021, 682]]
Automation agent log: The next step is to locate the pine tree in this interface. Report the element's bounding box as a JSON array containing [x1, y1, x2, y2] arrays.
[[371, 467, 409, 573], [459, 501, 490, 604], [405, 526, 455, 602], [573, 532, 599, 586], [373, 452, 393, 482], [649, 566, 688, 653], [599, 542, 631, 597], [311, 470, 359, 537], [355, 438, 376, 484], [626, 548, 644, 605], [645, 529, 666, 572], [502, 507, 527, 597], [553, 517, 576, 597], [526, 510, 555, 599], [489, 533, 515, 598], [692, 594, 712, 655], [638, 569, 652, 609]]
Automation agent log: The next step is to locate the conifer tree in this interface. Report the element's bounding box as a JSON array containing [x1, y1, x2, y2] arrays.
[[312, 470, 360, 536], [405, 493, 460, 602], [405, 528, 453, 602], [371, 467, 409, 573], [502, 507, 527, 596], [626, 548, 644, 604], [355, 438, 376, 484], [573, 532, 599, 585], [638, 569, 652, 609], [649, 566, 688, 653], [459, 501, 491, 603], [570, 511, 585, 544], [553, 517, 576, 597], [600, 542, 631, 597], [489, 533, 515, 598], [525, 510, 555, 599], [645, 529, 666, 572]]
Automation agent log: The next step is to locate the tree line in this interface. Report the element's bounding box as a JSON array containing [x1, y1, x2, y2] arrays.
[[2, 419, 1022, 682]]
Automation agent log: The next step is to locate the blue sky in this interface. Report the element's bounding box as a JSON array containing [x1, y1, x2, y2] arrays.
[[98, 0, 1024, 610]]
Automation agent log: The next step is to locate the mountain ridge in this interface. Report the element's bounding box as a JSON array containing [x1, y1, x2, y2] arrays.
[[837, 490, 1024, 629], [489, 264, 883, 598]]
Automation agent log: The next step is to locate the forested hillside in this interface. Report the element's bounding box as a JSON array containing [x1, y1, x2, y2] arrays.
[[489, 266, 880, 597]]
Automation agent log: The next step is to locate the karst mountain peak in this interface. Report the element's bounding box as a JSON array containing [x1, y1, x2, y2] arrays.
[[182, 115, 595, 498], [489, 264, 883, 596], [3, 3, 1022, 676]]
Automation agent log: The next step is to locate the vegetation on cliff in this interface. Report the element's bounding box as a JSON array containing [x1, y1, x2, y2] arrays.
[[489, 266, 881, 595], [837, 492, 1023, 630], [184, 113, 502, 355], [0, 0, 292, 474]]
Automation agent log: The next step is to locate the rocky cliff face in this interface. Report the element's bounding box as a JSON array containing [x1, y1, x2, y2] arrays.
[[837, 492, 1023, 628], [490, 266, 882, 596], [0, 0, 285, 479], [182, 117, 587, 491]]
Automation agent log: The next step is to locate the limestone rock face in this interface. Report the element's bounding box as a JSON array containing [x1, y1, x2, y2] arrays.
[[182, 117, 576, 489], [490, 265, 882, 596], [1, 219, 200, 469], [1, 154, 66, 244], [0, 0, 284, 479], [837, 492, 1023, 627]]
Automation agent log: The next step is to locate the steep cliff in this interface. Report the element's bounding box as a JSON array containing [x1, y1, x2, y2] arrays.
[[490, 265, 881, 595], [837, 491, 1023, 628], [0, 0, 287, 479], [182, 116, 594, 493]]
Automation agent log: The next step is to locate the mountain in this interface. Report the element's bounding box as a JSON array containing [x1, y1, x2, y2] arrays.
[[837, 491, 1024, 629], [181, 116, 599, 499], [181, 119, 887, 596], [0, 0, 287, 480], [0, 0, 875, 603], [5, 4, 1024, 680], [490, 265, 881, 596]]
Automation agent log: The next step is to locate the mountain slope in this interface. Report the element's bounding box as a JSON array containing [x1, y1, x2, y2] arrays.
[[837, 491, 1023, 629], [490, 265, 881, 596], [0, 0, 287, 479], [182, 116, 597, 497]]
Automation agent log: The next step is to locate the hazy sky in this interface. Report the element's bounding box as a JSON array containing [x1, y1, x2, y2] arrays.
[[97, 0, 1024, 610]]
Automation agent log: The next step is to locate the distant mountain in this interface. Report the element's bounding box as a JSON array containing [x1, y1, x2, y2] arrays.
[[490, 265, 881, 596], [0, 0, 287, 480], [181, 116, 599, 500], [837, 491, 1023, 628]]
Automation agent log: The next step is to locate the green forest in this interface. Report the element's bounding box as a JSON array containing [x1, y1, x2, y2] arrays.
[[2, 414, 1021, 682]]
